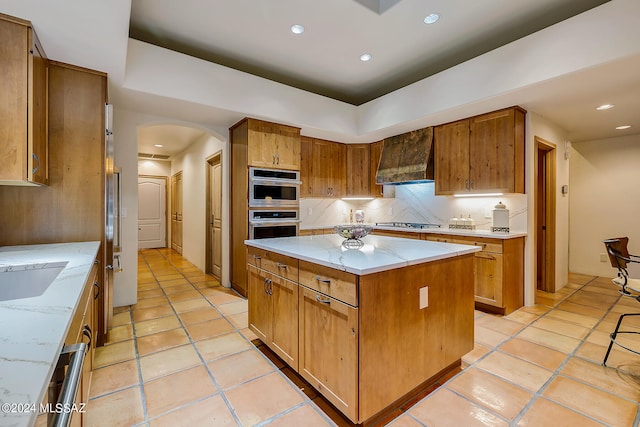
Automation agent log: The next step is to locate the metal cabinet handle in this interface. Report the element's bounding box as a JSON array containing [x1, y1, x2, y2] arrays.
[[276, 262, 288, 270], [465, 179, 469, 190], [253, 254, 262, 260], [474, 242, 488, 248], [82, 325, 92, 350], [475, 253, 497, 261], [263, 278, 273, 295], [315, 294, 331, 304], [32, 153, 40, 174], [93, 281, 100, 300], [315, 276, 331, 284], [470, 179, 474, 189]]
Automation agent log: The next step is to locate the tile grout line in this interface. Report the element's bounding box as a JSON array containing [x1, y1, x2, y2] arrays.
[[139, 249, 243, 426], [153, 248, 336, 425]]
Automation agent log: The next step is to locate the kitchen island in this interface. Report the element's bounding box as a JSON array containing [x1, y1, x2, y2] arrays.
[[0, 242, 100, 427], [245, 234, 481, 424]]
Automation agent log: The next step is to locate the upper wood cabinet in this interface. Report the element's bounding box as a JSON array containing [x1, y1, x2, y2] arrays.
[[434, 107, 525, 195], [369, 140, 384, 198], [300, 136, 346, 198], [245, 118, 301, 170], [0, 14, 48, 186], [346, 144, 370, 196]]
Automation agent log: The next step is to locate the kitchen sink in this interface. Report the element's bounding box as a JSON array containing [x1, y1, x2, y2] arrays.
[[0, 262, 68, 302]]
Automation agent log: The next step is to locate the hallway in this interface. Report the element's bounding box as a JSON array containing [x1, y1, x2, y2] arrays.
[[85, 248, 640, 426]]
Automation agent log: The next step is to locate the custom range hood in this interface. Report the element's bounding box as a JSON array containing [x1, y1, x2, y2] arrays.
[[376, 126, 434, 185]]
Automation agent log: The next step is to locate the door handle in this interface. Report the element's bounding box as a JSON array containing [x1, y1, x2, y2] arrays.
[[315, 294, 331, 304]]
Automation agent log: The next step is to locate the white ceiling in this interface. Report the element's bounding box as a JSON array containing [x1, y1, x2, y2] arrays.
[[1, 0, 639, 158]]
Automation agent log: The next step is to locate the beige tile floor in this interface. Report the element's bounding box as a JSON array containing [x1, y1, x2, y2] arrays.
[[85, 249, 640, 426]]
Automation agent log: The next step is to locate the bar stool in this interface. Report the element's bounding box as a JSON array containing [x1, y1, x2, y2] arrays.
[[602, 237, 640, 366]]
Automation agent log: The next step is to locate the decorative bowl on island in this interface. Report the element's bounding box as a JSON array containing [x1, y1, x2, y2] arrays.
[[334, 224, 373, 249]]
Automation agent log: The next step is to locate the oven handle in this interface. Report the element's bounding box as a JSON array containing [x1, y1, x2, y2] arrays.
[[50, 342, 88, 427], [249, 220, 302, 226], [249, 177, 302, 185]]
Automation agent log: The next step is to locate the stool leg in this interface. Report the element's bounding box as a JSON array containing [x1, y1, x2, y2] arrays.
[[603, 314, 626, 366]]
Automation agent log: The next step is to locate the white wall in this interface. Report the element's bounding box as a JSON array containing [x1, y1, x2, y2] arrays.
[[113, 107, 230, 307], [527, 113, 571, 298], [138, 159, 171, 176], [170, 134, 229, 284], [569, 134, 640, 278]]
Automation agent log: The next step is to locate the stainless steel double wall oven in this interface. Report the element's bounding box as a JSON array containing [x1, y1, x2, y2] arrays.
[[248, 167, 301, 239]]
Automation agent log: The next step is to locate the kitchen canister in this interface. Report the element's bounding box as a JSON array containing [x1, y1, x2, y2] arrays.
[[491, 202, 510, 233]]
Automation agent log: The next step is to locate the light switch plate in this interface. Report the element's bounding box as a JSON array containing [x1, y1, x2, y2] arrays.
[[419, 286, 429, 309]]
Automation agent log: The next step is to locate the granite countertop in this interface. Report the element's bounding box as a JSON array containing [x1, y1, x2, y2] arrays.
[[0, 241, 100, 427], [245, 234, 481, 275], [301, 224, 527, 240]]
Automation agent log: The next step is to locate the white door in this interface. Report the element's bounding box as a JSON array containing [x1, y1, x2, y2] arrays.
[[138, 177, 167, 249]]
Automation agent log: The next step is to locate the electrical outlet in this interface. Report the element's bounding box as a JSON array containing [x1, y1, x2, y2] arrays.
[[419, 286, 429, 309], [600, 253, 607, 262]]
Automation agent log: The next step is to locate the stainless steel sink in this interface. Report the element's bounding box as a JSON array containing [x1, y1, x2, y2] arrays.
[[0, 261, 68, 302]]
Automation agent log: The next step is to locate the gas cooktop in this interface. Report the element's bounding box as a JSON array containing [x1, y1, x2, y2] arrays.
[[375, 222, 442, 229]]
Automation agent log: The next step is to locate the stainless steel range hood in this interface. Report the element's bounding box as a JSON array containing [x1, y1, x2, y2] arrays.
[[375, 126, 434, 185]]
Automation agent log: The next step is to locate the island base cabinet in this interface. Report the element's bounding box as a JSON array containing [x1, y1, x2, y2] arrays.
[[248, 265, 298, 370], [299, 287, 358, 422]]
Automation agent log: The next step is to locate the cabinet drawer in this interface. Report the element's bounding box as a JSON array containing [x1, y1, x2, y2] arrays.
[[423, 234, 455, 243], [247, 247, 299, 282], [299, 260, 358, 306], [451, 237, 503, 254]]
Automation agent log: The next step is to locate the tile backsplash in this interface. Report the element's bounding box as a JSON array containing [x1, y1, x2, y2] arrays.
[[300, 182, 527, 231]]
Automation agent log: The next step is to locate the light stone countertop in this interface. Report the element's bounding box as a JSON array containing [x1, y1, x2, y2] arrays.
[[245, 234, 481, 275], [301, 224, 527, 240], [0, 241, 100, 427]]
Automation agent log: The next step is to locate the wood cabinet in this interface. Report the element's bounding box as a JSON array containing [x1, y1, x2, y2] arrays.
[[301, 138, 383, 198], [423, 233, 524, 314], [301, 137, 346, 198], [246, 119, 300, 170], [346, 144, 370, 196], [434, 107, 525, 195], [373, 229, 420, 239], [299, 286, 358, 420], [230, 118, 301, 296], [247, 250, 299, 369], [247, 245, 474, 424], [0, 61, 109, 344], [0, 13, 48, 186], [62, 260, 98, 427], [369, 140, 384, 197]]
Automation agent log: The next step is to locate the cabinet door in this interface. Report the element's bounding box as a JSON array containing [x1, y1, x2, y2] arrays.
[[300, 136, 313, 197], [248, 265, 271, 342], [274, 126, 301, 170], [247, 121, 278, 168], [346, 144, 370, 196], [299, 287, 358, 421], [270, 275, 299, 370], [29, 32, 48, 185], [469, 109, 515, 192], [310, 139, 333, 197], [474, 252, 504, 307], [369, 140, 384, 197], [434, 120, 470, 195]]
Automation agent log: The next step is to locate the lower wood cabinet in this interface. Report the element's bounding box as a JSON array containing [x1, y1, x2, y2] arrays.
[[248, 264, 298, 369], [298, 287, 358, 421], [423, 233, 524, 314]]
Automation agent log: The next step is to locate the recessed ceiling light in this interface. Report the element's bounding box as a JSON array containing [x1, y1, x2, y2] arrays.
[[154, 144, 163, 147], [616, 125, 631, 130], [360, 53, 372, 62], [290, 24, 305, 34], [596, 104, 615, 110], [423, 13, 440, 24]]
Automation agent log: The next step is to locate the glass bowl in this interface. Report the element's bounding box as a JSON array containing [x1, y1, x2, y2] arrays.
[[334, 225, 373, 249]]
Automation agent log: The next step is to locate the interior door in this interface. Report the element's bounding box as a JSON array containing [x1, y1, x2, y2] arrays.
[[138, 176, 167, 249], [171, 171, 183, 254], [209, 157, 223, 279]]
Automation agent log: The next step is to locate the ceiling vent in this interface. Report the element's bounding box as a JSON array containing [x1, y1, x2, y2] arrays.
[[375, 126, 434, 185], [138, 152, 171, 160]]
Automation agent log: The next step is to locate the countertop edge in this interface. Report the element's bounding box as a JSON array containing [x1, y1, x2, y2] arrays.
[[300, 224, 527, 239]]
